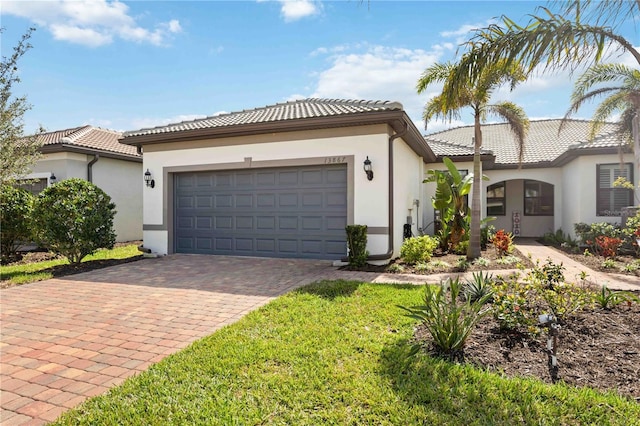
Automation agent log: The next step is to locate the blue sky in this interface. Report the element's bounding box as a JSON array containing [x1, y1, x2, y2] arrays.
[[2, 0, 638, 135]]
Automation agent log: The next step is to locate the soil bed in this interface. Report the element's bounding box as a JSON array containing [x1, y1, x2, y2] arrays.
[[550, 245, 640, 277], [343, 244, 534, 274], [415, 302, 640, 401]]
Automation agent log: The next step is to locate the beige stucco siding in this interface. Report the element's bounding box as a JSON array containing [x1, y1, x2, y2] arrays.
[[92, 158, 143, 242], [31, 153, 142, 242], [141, 124, 396, 257]]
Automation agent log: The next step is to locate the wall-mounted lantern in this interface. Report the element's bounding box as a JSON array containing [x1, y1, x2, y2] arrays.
[[363, 156, 374, 181], [144, 169, 155, 188], [49, 173, 57, 184]]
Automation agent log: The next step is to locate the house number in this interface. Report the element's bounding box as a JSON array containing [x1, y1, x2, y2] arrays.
[[324, 156, 346, 164]]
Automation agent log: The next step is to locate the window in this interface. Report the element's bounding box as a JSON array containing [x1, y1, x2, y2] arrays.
[[486, 182, 506, 216], [15, 178, 47, 196], [524, 180, 554, 216], [597, 163, 634, 216]]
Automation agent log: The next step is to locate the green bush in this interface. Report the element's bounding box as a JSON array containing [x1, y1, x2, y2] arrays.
[[345, 225, 368, 267], [0, 185, 34, 262], [400, 235, 439, 264], [620, 211, 640, 256], [400, 278, 491, 361], [31, 178, 116, 264], [574, 221, 621, 252]]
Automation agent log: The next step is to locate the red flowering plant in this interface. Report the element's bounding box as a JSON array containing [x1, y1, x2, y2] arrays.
[[594, 235, 622, 259], [491, 229, 513, 257]]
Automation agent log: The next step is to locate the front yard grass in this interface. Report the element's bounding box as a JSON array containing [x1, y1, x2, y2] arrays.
[[0, 243, 141, 287], [54, 281, 639, 425]]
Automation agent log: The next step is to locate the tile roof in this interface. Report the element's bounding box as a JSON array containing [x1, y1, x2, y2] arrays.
[[36, 125, 139, 157], [424, 119, 623, 165], [122, 98, 404, 138]]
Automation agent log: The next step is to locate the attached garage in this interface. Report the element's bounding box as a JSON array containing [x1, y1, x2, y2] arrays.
[[121, 98, 435, 261], [174, 164, 347, 259]]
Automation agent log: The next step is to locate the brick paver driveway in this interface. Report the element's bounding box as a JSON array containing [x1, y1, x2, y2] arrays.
[[1, 255, 376, 425]]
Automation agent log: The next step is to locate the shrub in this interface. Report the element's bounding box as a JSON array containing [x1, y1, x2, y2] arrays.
[[452, 239, 469, 255], [495, 255, 520, 265], [530, 258, 565, 289], [491, 229, 513, 257], [455, 256, 470, 271], [31, 178, 116, 264], [574, 221, 621, 252], [480, 224, 496, 250], [601, 258, 616, 269], [542, 228, 577, 248], [400, 278, 491, 361], [0, 185, 34, 262], [387, 263, 406, 273], [491, 278, 537, 334], [472, 257, 490, 267], [541, 284, 593, 322], [345, 225, 368, 267], [594, 235, 622, 258], [619, 211, 640, 255], [400, 235, 439, 264]]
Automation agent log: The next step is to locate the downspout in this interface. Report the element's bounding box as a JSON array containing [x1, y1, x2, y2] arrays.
[[87, 154, 99, 183], [366, 122, 408, 261]]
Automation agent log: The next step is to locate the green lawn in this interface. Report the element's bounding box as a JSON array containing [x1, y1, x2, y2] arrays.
[[54, 281, 639, 425], [0, 244, 141, 285]]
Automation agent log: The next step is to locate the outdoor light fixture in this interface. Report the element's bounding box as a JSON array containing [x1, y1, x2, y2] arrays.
[[49, 173, 57, 184], [144, 169, 155, 188], [363, 156, 374, 181]]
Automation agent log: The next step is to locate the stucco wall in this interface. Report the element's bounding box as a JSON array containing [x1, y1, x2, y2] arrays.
[[393, 137, 425, 256], [33, 153, 142, 242], [141, 124, 395, 256], [561, 153, 636, 237], [93, 157, 143, 242]]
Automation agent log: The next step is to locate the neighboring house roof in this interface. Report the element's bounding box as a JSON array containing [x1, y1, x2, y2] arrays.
[[121, 98, 437, 162], [425, 119, 626, 168], [36, 125, 140, 161]]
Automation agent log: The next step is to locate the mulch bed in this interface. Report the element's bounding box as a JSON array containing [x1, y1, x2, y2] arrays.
[[552, 247, 640, 277], [414, 302, 640, 402], [343, 244, 534, 274]]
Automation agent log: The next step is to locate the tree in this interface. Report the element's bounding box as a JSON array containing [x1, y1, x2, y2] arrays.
[[31, 179, 116, 264], [424, 157, 474, 253], [0, 27, 43, 186], [447, 0, 640, 202], [0, 185, 34, 263], [417, 58, 529, 259]]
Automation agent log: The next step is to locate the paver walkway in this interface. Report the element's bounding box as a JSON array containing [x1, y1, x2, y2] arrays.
[[1, 246, 638, 425]]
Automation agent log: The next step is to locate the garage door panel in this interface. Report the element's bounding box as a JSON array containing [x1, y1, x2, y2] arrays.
[[175, 164, 347, 259]]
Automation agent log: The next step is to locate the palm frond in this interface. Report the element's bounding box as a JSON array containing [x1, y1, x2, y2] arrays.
[[487, 101, 529, 165]]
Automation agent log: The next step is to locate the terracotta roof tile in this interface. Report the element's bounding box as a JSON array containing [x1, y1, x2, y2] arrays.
[[35, 126, 139, 157], [122, 98, 404, 138], [424, 119, 622, 165]]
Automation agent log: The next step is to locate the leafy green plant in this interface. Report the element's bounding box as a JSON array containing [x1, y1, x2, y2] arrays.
[[414, 262, 430, 272], [480, 224, 496, 250], [400, 235, 439, 264], [542, 228, 577, 248], [387, 263, 406, 273], [0, 185, 34, 263], [424, 157, 473, 252], [345, 225, 368, 267], [621, 260, 640, 273], [495, 255, 520, 265], [531, 258, 565, 289], [491, 278, 537, 334], [541, 284, 592, 322], [31, 178, 116, 264], [400, 278, 491, 361], [428, 259, 451, 270], [594, 285, 640, 309], [472, 257, 490, 267], [619, 211, 640, 255], [601, 258, 616, 269], [574, 221, 621, 253], [464, 271, 494, 304], [456, 256, 470, 271]]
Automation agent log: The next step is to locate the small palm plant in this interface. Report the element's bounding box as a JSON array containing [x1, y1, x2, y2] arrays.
[[464, 271, 494, 304], [400, 278, 491, 362]]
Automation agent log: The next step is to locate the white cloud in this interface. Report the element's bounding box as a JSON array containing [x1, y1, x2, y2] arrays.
[[280, 0, 320, 22], [1, 0, 182, 47], [303, 44, 443, 129]]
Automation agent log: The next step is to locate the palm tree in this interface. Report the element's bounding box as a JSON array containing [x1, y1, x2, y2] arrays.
[[446, 0, 640, 202], [417, 58, 529, 259]]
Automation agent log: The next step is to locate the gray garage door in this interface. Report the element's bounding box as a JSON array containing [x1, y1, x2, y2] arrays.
[[174, 164, 348, 259]]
